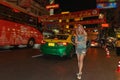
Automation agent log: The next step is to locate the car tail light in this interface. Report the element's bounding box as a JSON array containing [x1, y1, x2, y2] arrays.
[[57, 42, 67, 46], [62, 42, 67, 46], [91, 41, 94, 43], [91, 41, 95, 43]]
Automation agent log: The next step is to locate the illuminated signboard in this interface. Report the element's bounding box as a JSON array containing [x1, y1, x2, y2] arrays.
[[101, 23, 109, 27], [46, 4, 59, 9], [96, 0, 117, 3], [42, 19, 106, 25], [40, 9, 100, 21], [97, 2, 117, 9]]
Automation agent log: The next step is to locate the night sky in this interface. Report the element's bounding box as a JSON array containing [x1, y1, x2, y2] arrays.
[[55, 0, 96, 12]]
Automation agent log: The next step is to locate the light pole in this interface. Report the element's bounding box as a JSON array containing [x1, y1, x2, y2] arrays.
[[49, 0, 54, 15]]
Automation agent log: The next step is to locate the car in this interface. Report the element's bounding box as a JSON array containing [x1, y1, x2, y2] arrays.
[[40, 34, 75, 58], [90, 40, 99, 47]]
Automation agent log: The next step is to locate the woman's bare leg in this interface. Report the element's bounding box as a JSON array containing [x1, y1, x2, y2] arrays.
[[76, 53, 85, 74], [78, 54, 85, 74]]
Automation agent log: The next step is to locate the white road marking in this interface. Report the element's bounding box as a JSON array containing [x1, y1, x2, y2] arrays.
[[32, 54, 43, 58]]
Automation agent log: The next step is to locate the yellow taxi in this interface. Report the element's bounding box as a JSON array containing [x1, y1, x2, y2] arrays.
[[40, 34, 75, 58]]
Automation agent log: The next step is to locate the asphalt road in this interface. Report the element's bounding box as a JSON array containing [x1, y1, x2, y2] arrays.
[[0, 47, 120, 80]]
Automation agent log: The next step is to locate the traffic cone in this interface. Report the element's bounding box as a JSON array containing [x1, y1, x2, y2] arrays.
[[116, 60, 120, 72], [105, 47, 108, 51], [106, 50, 110, 58], [105, 47, 110, 57]]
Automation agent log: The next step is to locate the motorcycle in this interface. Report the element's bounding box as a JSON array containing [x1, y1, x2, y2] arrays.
[[106, 37, 116, 50]]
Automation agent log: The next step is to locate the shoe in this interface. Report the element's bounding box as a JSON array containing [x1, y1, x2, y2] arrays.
[[76, 72, 82, 76], [77, 74, 81, 79], [76, 72, 82, 79]]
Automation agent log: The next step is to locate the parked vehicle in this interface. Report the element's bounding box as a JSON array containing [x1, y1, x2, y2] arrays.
[[90, 40, 99, 47], [40, 34, 75, 58], [0, 1, 43, 48]]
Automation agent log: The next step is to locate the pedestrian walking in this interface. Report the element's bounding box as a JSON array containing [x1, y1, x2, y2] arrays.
[[75, 24, 87, 79]]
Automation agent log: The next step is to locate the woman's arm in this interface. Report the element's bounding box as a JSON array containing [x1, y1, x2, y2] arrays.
[[75, 36, 80, 44], [84, 31, 87, 42]]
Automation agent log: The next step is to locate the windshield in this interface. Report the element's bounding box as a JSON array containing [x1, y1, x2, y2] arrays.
[[45, 35, 69, 40]]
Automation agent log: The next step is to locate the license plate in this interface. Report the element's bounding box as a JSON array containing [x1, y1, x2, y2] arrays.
[[48, 43, 55, 46]]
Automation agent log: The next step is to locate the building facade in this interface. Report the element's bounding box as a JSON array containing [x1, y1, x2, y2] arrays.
[[5, 0, 49, 16]]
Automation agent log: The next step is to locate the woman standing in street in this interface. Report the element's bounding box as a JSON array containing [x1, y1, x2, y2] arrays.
[[75, 24, 87, 79]]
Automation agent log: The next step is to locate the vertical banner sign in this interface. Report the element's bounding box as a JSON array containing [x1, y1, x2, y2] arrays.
[[49, 0, 54, 15]]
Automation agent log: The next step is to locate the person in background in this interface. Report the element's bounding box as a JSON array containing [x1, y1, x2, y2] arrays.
[[115, 38, 120, 56], [101, 37, 106, 48], [75, 24, 87, 79]]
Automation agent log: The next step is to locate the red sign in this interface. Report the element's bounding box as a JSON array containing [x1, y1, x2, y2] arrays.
[[40, 9, 100, 21], [46, 4, 59, 9], [101, 23, 109, 27], [42, 18, 106, 25]]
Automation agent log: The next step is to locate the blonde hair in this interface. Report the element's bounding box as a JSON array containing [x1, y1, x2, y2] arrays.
[[76, 24, 87, 36]]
